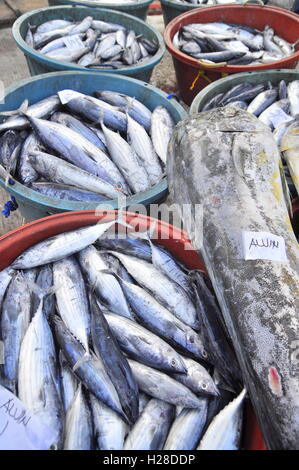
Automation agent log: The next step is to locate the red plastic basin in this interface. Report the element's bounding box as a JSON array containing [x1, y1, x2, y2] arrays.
[[164, 4, 299, 105], [0, 209, 267, 450]]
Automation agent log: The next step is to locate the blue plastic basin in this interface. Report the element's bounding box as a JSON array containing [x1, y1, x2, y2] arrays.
[[0, 71, 187, 221], [48, 0, 152, 20], [12, 5, 165, 83]]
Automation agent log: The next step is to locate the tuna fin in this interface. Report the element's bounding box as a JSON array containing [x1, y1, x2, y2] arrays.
[[0, 100, 29, 118], [72, 352, 91, 372]]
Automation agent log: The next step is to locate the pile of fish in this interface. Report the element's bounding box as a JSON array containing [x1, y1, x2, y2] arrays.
[[25, 17, 159, 69], [174, 22, 296, 65], [0, 220, 246, 450], [198, 79, 299, 200], [0, 89, 174, 202]]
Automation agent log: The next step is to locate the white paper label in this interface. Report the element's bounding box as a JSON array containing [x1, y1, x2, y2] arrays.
[[63, 35, 85, 52], [242, 231, 288, 263], [0, 386, 56, 450]]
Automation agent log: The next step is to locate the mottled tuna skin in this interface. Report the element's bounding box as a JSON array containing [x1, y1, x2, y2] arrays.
[[167, 107, 299, 450]]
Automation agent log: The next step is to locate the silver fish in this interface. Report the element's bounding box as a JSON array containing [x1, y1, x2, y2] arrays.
[[198, 389, 246, 450], [53, 256, 90, 351], [90, 394, 127, 450], [18, 301, 64, 449], [151, 106, 174, 165], [124, 399, 175, 450], [109, 252, 199, 330], [113, 275, 207, 361], [128, 360, 205, 408], [27, 116, 127, 190], [0, 267, 13, 309], [59, 351, 78, 413], [101, 119, 151, 193], [77, 246, 134, 320], [58, 90, 127, 133], [28, 151, 122, 199], [54, 316, 127, 422], [64, 384, 92, 450], [17, 132, 42, 184], [0, 95, 60, 133], [104, 313, 187, 373], [171, 356, 219, 397], [126, 112, 162, 186], [1, 272, 32, 392], [164, 399, 208, 450], [11, 220, 121, 269], [287, 80, 299, 117]]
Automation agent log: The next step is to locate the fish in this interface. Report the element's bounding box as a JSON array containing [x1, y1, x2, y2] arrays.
[[126, 112, 163, 186], [50, 111, 107, 152], [64, 385, 93, 450], [104, 312, 187, 374], [77, 245, 134, 320], [171, 356, 219, 397], [18, 300, 64, 449], [17, 132, 42, 185], [164, 399, 209, 450], [59, 351, 78, 413], [27, 116, 127, 190], [28, 151, 122, 199], [108, 252, 199, 330], [90, 294, 139, 424], [167, 106, 299, 449], [0, 95, 60, 133], [57, 89, 127, 132], [246, 89, 278, 116], [124, 399, 175, 450], [100, 119, 151, 193], [31, 264, 55, 319], [90, 394, 127, 450], [53, 256, 91, 351], [30, 182, 110, 203], [198, 389, 246, 450], [11, 220, 122, 269], [0, 272, 32, 392], [94, 91, 152, 132], [110, 273, 207, 361], [54, 316, 127, 422], [128, 360, 205, 408], [0, 267, 13, 309], [151, 106, 174, 165]]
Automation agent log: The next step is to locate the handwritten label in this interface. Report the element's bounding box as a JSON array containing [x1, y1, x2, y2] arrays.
[[0, 386, 56, 450], [242, 231, 288, 263], [63, 35, 85, 52]]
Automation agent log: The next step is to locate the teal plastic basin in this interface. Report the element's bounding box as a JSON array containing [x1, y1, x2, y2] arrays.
[[12, 5, 165, 83], [0, 71, 187, 221], [48, 0, 152, 20], [190, 69, 299, 114]]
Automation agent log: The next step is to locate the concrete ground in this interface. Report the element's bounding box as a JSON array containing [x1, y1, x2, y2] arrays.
[[0, 13, 177, 236]]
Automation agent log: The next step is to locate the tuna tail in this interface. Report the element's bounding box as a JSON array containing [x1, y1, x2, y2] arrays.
[[0, 100, 29, 118]]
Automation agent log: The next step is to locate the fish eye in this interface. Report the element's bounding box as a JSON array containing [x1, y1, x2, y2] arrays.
[[202, 383, 208, 390], [202, 350, 208, 358], [171, 359, 176, 366]]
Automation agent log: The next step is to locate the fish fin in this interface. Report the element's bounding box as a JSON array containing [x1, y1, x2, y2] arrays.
[[72, 352, 91, 372], [0, 100, 29, 118]]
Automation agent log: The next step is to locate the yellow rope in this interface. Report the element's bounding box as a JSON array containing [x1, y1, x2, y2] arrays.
[[189, 70, 213, 91]]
